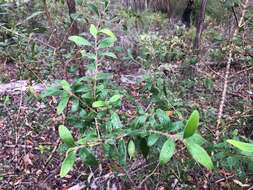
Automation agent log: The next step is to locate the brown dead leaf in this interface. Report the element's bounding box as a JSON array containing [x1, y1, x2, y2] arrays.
[[67, 183, 86, 190], [167, 111, 174, 118], [0, 120, 4, 128], [23, 153, 33, 168]]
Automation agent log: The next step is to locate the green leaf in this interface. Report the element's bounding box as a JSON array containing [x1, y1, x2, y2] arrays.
[[101, 52, 117, 59], [118, 140, 127, 166], [25, 11, 44, 21], [186, 142, 213, 170], [71, 99, 79, 113], [109, 95, 122, 103], [111, 112, 123, 129], [128, 140, 136, 159], [183, 110, 200, 139], [147, 134, 160, 147], [227, 140, 253, 153], [96, 72, 113, 80], [186, 133, 207, 146], [58, 125, 75, 147], [57, 93, 70, 114], [104, 0, 109, 11], [99, 28, 116, 40], [155, 109, 171, 128], [131, 114, 148, 129], [60, 150, 76, 177], [60, 80, 71, 92], [79, 148, 98, 166], [41, 86, 61, 98], [89, 24, 98, 38], [68, 36, 91, 46], [98, 37, 116, 49], [92, 100, 107, 108], [88, 3, 99, 16], [81, 51, 96, 60], [159, 138, 175, 165], [86, 63, 96, 71]]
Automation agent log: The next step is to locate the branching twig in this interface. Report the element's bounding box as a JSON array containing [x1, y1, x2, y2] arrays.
[[138, 162, 160, 188]]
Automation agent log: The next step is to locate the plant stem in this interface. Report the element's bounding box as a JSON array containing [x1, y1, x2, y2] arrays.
[[93, 35, 98, 100]]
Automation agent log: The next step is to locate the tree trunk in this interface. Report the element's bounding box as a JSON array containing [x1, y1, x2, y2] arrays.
[[66, 0, 79, 35], [182, 0, 195, 28], [193, 0, 208, 49]]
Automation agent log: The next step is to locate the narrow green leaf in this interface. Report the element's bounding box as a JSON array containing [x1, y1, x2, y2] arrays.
[[90, 24, 98, 38], [103, 0, 109, 11], [183, 110, 200, 139], [57, 93, 70, 114], [159, 138, 175, 165], [88, 3, 99, 16], [186, 142, 213, 170], [147, 134, 160, 147], [98, 37, 116, 49], [92, 100, 107, 108], [227, 140, 253, 153], [58, 125, 75, 147], [25, 11, 44, 21], [60, 150, 76, 177], [79, 148, 98, 166], [101, 52, 117, 59], [41, 86, 61, 98], [118, 140, 127, 166], [99, 28, 116, 40], [128, 140, 136, 159], [109, 95, 122, 103], [68, 35, 91, 46]]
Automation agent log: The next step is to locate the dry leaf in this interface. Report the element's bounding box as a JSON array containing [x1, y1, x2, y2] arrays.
[[23, 153, 33, 168]]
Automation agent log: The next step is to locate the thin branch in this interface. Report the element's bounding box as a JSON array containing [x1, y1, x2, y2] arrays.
[[138, 162, 160, 188], [216, 0, 250, 138], [232, 6, 239, 27]]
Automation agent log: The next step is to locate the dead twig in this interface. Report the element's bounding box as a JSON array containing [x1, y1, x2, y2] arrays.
[[138, 162, 160, 188], [216, 0, 250, 139], [42, 138, 61, 171]]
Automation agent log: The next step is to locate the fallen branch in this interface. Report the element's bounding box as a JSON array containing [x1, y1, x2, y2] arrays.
[[0, 80, 46, 95]]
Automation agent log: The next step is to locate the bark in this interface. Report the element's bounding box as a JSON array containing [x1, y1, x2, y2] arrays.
[[0, 80, 46, 95], [182, 0, 195, 27], [66, 0, 79, 35], [193, 0, 208, 49]]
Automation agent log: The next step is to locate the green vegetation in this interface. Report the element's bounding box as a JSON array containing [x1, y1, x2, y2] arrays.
[[0, 0, 252, 189]]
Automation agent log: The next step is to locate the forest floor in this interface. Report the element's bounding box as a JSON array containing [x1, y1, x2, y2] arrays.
[[0, 2, 253, 190]]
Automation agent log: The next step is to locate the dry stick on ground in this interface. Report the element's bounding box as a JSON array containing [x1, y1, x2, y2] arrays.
[[216, 0, 250, 138], [138, 162, 160, 188]]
